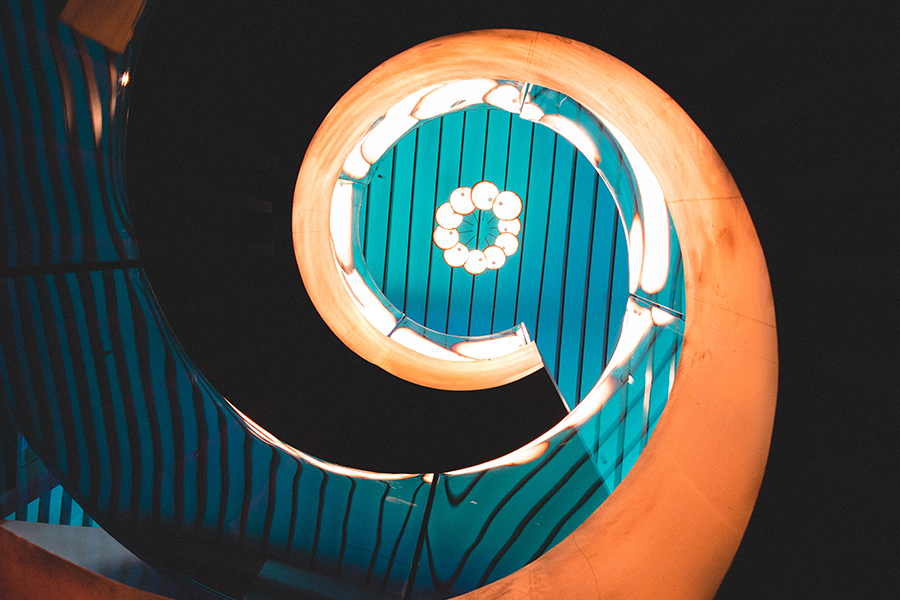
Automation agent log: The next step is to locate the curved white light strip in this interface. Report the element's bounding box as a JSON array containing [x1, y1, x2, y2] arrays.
[[628, 214, 644, 294], [601, 119, 670, 294], [341, 132, 372, 180], [447, 440, 550, 475], [567, 299, 655, 428], [330, 180, 355, 272], [411, 79, 498, 120], [342, 85, 441, 179], [360, 85, 439, 164], [539, 113, 601, 166], [451, 331, 527, 360], [338, 269, 398, 335], [389, 327, 473, 362], [229, 402, 419, 481], [483, 83, 523, 113], [361, 114, 419, 165]]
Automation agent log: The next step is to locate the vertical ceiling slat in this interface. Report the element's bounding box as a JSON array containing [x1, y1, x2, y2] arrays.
[[444, 111, 467, 334], [382, 148, 397, 293], [422, 118, 444, 330], [553, 145, 579, 381], [511, 122, 536, 329], [532, 134, 560, 344], [575, 171, 601, 404], [402, 129, 420, 315], [601, 208, 619, 368], [490, 114, 515, 333]]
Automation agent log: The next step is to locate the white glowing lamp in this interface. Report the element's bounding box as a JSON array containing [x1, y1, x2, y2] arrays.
[[435, 202, 463, 229], [483, 83, 522, 113], [497, 218, 521, 235], [484, 245, 506, 269], [433, 227, 459, 250], [411, 79, 497, 120], [471, 181, 499, 210], [444, 243, 468, 267], [464, 249, 487, 275], [492, 191, 522, 220], [495, 232, 519, 256], [449, 186, 475, 215]]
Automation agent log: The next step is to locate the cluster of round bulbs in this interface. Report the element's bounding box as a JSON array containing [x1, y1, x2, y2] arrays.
[[432, 181, 522, 275]]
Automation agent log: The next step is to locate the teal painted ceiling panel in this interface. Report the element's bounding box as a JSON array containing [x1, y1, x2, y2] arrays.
[[360, 107, 629, 406]]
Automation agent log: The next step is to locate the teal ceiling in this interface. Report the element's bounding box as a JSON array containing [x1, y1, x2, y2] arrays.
[[359, 107, 629, 407]]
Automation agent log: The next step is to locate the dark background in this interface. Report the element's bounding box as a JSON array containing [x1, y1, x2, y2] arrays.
[[124, 1, 896, 597]]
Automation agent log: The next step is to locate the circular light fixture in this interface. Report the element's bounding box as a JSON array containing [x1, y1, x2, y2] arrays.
[[434, 182, 521, 273]]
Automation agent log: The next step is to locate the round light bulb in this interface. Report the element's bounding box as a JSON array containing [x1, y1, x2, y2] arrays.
[[471, 181, 499, 210], [435, 202, 463, 229], [449, 187, 475, 215], [492, 190, 522, 220], [495, 232, 519, 256], [464, 249, 487, 275], [432, 227, 459, 250], [484, 245, 506, 269], [443, 243, 468, 267], [497, 218, 521, 235]]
